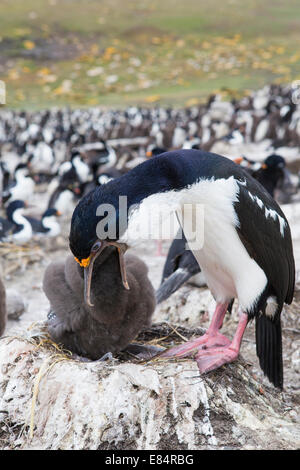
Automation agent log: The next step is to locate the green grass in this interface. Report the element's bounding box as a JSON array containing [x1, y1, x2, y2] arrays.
[[0, 0, 299, 109]]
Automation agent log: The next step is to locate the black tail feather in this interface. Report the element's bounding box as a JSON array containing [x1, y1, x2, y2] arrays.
[[156, 269, 192, 304], [255, 314, 283, 389]]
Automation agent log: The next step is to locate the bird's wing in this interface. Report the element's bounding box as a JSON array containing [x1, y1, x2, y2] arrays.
[[161, 229, 187, 283], [156, 268, 194, 304], [234, 183, 295, 311], [0, 218, 14, 239], [25, 216, 47, 233]]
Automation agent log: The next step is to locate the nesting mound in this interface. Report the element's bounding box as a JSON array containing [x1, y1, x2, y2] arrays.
[[0, 322, 299, 450]]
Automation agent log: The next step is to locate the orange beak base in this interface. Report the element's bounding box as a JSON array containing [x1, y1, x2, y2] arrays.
[[75, 241, 129, 307]]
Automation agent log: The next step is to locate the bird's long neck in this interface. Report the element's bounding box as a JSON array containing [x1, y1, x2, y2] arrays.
[[116, 156, 186, 207], [12, 210, 32, 239], [11, 209, 27, 227], [15, 170, 27, 183], [42, 216, 60, 236]]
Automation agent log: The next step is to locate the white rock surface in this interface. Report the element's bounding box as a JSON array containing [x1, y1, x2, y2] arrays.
[[0, 332, 299, 450]]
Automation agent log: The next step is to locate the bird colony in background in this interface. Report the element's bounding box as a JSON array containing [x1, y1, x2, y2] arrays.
[[1, 82, 300, 246], [0, 82, 299, 254]]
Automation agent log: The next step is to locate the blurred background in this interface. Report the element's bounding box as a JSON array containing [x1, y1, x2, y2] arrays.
[[1, 0, 299, 109]]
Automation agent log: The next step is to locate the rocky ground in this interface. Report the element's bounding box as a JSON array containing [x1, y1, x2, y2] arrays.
[[2, 196, 300, 398]]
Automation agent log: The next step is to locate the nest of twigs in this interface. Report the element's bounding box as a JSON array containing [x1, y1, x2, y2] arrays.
[[135, 322, 205, 350], [15, 320, 207, 365]]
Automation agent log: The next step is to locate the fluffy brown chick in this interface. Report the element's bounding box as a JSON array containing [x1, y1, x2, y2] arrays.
[[43, 247, 156, 360]]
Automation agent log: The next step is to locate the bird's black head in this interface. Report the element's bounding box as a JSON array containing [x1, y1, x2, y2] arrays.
[[70, 149, 81, 161], [146, 147, 166, 158], [43, 208, 61, 219], [69, 187, 109, 261], [26, 154, 34, 164], [6, 200, 26, 220], [69, 183, 129, 307], [263, 154, 285, 171], [60, 166, 80, 187]]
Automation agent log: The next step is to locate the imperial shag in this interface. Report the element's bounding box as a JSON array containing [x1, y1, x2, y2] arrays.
[[69, 149, 295, 388]]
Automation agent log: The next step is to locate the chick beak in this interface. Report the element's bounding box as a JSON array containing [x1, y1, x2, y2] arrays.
[[83, 240, 129, 307], [109, 241, 130, 291], [83, 247, 103, 307]]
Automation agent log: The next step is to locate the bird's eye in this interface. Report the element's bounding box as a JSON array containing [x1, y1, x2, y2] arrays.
[[91, 240, 102, 252]]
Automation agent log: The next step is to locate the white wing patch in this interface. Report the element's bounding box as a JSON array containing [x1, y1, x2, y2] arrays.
[[247, 189, 287, 236]]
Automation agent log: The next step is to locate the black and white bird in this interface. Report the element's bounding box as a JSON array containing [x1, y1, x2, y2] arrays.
[[222, 128, 245, 145], [0, 200, 33, 243], [81, 167, 123, 197], [43, 248, 156, 360], [62, 150, 93, 185], [69, 149, 294, 388], [47, 186, 78, 216], [234, 155, 261, 174], [235, 154, 296, 202], [2, 163, 35, 205], [25, 208, 61, 238], [146, 146, 167, 158], [158, 153, 295, 304], [252, 154, 293, 199], [81, 141, 117, 174], [27, 141, 55, 176]]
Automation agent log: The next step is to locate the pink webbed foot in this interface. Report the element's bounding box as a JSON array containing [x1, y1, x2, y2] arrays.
[[195, 345, 239, 374], [155, 240, 164, 257], [194, 313, 249, 374], [159, 332, 231, 359]]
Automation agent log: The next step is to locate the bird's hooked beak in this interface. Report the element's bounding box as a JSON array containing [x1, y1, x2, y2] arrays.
[[75, 240, 129, 307]]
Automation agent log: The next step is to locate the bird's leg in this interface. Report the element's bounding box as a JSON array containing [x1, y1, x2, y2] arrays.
[[160, 302, 231, 359], [98, 352, 113, 362], [195, 312, 248, 374], [155, 240, 164, 257], [70, 352, 114, 362]]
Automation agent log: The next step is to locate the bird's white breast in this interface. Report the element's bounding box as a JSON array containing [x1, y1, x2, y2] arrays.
[[180, 177, 268, 309], [10, 176, 35, 202], [42, 216, 61, 237], [122, 176, 269, 311], [54, 190, 75, 215], [11, 210, 32, 243]]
